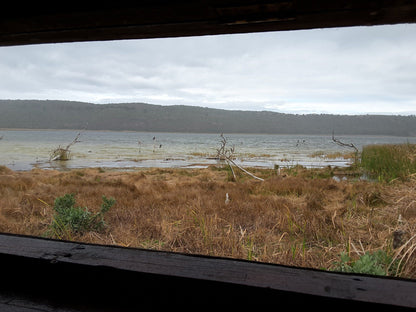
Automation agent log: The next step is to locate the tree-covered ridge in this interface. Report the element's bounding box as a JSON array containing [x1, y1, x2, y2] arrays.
[[0, 99, 415, 136]]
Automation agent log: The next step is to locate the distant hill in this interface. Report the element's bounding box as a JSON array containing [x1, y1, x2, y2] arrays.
[[0, 99, 415, 136]]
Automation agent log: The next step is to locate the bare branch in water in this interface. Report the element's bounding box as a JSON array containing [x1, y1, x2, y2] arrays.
[[332, 131, 359, 153], [50, 131, 83, 161]]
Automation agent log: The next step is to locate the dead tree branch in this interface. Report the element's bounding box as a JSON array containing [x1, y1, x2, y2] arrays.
[[331, 131, 359, 154], [331, 131, 360, 165], [216, 134, 264, 182], [50, 131, 83, 161]]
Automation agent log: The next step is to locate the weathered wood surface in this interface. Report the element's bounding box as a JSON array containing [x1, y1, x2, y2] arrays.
[[1, 2, 415, 311], [1, 1, 416, 46], [0, 233, 415, 311]]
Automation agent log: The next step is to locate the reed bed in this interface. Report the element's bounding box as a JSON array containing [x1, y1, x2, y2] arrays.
[[361, 143, 416, 182], [0, 164, 415, 278]]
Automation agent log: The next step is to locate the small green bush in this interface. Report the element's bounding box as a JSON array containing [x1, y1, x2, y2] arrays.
[[331, 250, 397, 276], [49, 193, 115, 239]]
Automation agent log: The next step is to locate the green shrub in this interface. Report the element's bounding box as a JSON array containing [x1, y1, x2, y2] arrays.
[[49, 193, 115, 239], [331, 250, 397, 276]]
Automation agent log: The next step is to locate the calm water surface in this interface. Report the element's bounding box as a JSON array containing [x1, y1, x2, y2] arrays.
[[1, 130, 415, 171]]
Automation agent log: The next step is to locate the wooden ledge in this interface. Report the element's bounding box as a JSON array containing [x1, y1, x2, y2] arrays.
[[0, 233, 414, 311], [1, 1, 416, 46]]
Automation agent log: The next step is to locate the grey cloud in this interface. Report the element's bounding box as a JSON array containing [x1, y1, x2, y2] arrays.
[[0, 24, 415, 114]]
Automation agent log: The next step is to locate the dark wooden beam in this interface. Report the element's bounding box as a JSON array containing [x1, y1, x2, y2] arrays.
[[1, 2, 416, 311], [1, 0, 416, 46], [0, 233, 414, 310]]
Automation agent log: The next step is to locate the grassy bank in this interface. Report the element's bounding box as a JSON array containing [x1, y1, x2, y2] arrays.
[[361, 143, 416, 182], [0, 164, 415, 278]]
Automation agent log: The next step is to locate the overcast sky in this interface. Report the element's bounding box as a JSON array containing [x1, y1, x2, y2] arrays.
[[1, 23, 415, 115]]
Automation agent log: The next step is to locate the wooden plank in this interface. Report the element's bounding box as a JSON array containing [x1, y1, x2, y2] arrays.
[[1, 1, 416, 46], [0, 233, 414, 310]]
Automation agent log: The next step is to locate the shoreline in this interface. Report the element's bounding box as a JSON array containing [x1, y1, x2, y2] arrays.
[[1, 128, 415, 138], [4, 156, 352, 172]]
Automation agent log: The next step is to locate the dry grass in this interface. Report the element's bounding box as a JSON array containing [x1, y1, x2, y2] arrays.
[[309, 151, 355, 160], [0, 164, 415, 278]]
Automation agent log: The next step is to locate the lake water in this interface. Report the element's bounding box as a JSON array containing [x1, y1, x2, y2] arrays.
[[0, 129, 415, 171]]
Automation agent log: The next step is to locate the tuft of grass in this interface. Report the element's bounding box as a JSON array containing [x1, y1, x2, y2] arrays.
[[0, 165, 11, 173], [390, 234, 416, 278], [309, 151, 355, 160], [48, 193, 115, 239], [360, 144, 416, 182]]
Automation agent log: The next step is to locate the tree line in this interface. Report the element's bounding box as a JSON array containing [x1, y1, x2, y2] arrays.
[[1, 99, 415, 136]]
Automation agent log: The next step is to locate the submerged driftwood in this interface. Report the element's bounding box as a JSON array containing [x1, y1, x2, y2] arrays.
[[50, 131, 82, 161]]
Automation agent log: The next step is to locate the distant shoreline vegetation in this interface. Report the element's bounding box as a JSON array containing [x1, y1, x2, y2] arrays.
[[1, 100, 416, 136]]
